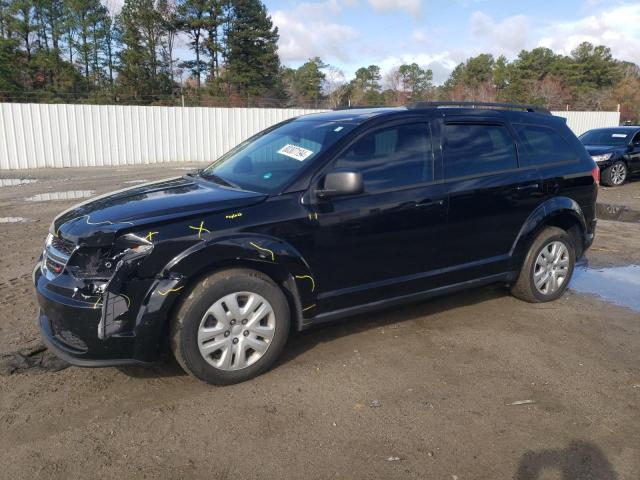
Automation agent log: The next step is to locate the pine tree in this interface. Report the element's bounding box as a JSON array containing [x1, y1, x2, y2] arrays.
[[157, 0, 179, 87], [0, 0, 12, 38], [0, 37, 22, 99], [102, 12, 116, 86], [204, 0, 223, 81], [397, 63, 432, 101], [43, 0, 65, 52], [66, 0, 93, 82], [116, 0, 153, 100], [116, 0, 171, 102], [10, 0, 35, 61], [178, 0, 209, 88], [282, 57, 326, 106], [224, 0, 281, 100], [348, 65, 383, 105]]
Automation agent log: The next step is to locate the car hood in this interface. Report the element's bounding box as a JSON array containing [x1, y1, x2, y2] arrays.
[[52, 176, 267, 246], [584, 145, 623, 156]]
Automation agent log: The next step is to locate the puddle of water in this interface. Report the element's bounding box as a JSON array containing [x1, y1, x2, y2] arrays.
[[25, 190, 95, 202], [571, 264, 640, 312], [596, 203, 640, 224], [0, 217, 30, 223], [0, 178, 38, 187], [124, 180, 148, 184]]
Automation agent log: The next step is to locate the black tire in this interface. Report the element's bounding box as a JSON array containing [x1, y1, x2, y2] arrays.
[[510, 226, 576, 303], [170, 268, 290, 385], [601, 161, 627, 187]]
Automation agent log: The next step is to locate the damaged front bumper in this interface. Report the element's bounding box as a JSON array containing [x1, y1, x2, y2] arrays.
[[38, 309, 146, 367], [34, 256, 185, 367]]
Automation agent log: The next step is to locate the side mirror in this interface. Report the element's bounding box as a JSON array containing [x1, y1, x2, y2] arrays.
[[316, 171, 363, 198]]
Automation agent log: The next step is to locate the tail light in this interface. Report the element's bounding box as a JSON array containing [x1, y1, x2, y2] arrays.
[[591, 166, 600, 186]]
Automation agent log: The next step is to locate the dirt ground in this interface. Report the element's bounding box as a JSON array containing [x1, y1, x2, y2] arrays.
[[0, 165, 639, 480]]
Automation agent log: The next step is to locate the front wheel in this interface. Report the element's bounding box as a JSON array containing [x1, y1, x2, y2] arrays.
[[601, 161, 627, 187], [510, 227, 576, 303], [170, 268, 290, 385]]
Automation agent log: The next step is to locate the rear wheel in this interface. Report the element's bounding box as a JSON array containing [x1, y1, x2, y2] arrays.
[[510, 227, 575, 303], [601, 161, 627, 187], [170, 268, 290, 385]]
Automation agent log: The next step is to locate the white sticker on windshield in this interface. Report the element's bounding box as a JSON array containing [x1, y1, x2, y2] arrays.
[[612, 134, 628, 138], [277, 144, 314, 162]]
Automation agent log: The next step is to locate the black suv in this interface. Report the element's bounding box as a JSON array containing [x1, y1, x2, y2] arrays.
[[580, 126, 640, 186], [34, 102, 598, 385]]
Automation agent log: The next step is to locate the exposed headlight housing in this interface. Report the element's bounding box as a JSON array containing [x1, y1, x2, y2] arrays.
[[67, 234, 153, 280], [112, 233, 154, 258], [591, 153, 613, 163]]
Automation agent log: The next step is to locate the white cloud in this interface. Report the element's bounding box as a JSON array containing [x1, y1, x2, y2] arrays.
[[411, 29, 428, 43], [368, 0, 422, 17], [378, 52, 460, 84], [538, 4, 640, 64], [469, 11, 531, 56], [272, 1, 360, 63]]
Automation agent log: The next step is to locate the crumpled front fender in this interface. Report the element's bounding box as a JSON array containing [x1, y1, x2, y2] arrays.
[[160, 233, 318, 327]]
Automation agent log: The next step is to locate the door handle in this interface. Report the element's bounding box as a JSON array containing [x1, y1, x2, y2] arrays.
[[516, 183, 539, 191], [415, 199, 445, 208]]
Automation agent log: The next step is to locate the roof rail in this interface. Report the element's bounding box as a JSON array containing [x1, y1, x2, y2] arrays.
[[333, 105, 393, 110], [408, 101, 551, 115]]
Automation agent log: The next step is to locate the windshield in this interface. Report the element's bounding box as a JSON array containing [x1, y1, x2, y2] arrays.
[[579, 129, 633, 146], [200, 119, 357, 193]]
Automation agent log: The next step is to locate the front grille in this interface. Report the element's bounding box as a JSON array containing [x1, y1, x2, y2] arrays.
[[50, 236, 75, 256], [42, 234, 76, 279]]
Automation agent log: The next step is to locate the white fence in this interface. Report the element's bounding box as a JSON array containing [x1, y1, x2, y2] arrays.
[[0, 104, 326, 170], [0, 103, 620, 170], [551, 110, 620, 136]]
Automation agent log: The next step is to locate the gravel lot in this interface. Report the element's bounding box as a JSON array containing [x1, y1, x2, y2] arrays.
[[1, 165, 639, 479]]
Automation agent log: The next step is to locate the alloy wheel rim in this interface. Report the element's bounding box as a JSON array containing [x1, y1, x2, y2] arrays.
[[533, 241, 570, 295], [611, 163, 626, 185], [197, 291, 275, 371]]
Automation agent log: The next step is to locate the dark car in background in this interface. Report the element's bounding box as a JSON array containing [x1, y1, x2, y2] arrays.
[[579, 126, 640, 186], [34, 102, 598, 385]]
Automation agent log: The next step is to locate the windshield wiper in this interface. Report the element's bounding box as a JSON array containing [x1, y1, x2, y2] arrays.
[[199, 171, 241, 189]]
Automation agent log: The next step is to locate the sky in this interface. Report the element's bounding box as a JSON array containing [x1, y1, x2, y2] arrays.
[[103, 0, 640, 85], [266, 0, 640, 83]]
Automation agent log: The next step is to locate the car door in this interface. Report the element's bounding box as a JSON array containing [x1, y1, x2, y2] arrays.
[[304, 120, 448, 312], [440, 119, 543, 278], [626, 131, 640, 173]]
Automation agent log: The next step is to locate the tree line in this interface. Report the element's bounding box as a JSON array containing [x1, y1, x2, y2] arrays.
[[0, 0, 282, 104], [440, 45, 640, 123], [0, 0, 638, 122]]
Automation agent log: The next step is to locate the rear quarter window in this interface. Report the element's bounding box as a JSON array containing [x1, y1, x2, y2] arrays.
[[513, 124, 577, 167], [443, 123, 518, 179]]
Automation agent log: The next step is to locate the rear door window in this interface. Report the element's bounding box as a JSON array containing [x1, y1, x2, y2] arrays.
[[513, 124, 577, 167], [443, 123, 518, 179], [334, 122, 433, 192]]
